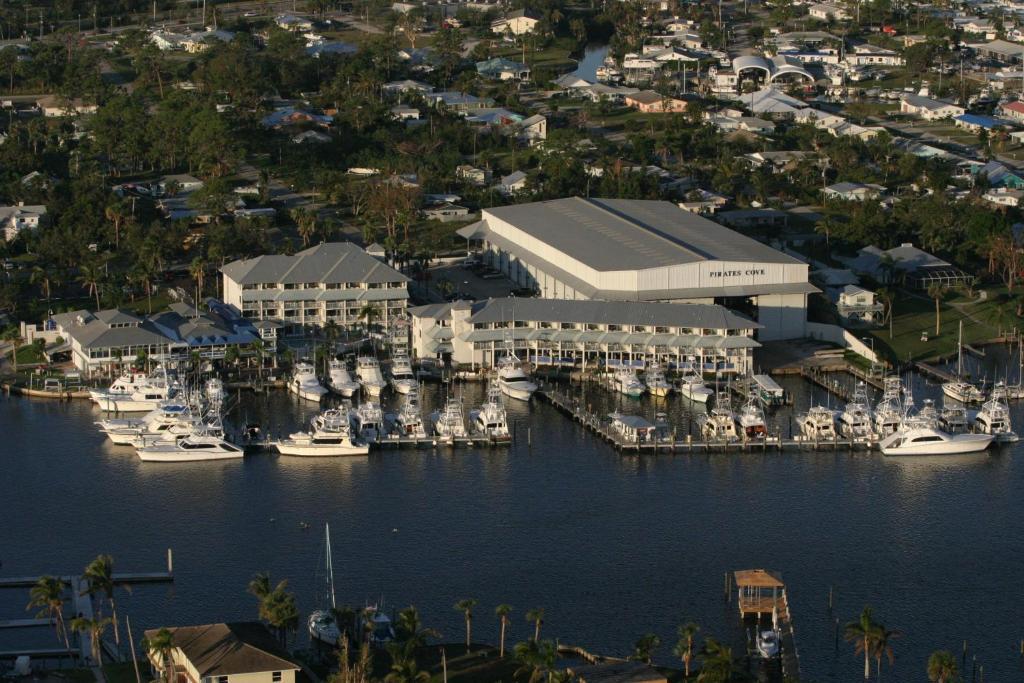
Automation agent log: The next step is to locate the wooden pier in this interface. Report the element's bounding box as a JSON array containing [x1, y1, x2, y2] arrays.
[[538, 388, 871, 453], [914, 361, 956, 383], [732, 569, 800, 682]]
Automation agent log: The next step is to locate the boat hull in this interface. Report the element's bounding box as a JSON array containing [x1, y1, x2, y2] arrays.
[[360, 382, 385, 397], [678, 386, 712, 403], [275, 441, 369, 456], [290, 386, 328, 402], [499, 382, 535, 401], [881, 433, 993, 455], [137, 449, 244, 462], [98, 398, 163, 412], [328, 383, 359, 398]]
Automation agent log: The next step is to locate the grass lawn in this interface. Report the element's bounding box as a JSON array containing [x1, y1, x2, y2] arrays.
[[865, 287, 1020, 363]]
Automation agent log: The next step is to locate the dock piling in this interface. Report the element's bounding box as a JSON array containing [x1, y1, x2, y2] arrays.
[[828, 585, 833, 612], [167, 548, 173, 574]]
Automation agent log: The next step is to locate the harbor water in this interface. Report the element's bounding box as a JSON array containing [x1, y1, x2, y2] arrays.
[[2, 357, 1023, 681]]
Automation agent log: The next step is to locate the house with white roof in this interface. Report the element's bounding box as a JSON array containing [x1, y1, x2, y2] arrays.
[[0, 202, 47, 241]]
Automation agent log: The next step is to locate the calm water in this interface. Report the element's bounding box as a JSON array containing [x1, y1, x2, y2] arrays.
[[571, 44, 609, 82], [2, 356, 1024, 681]]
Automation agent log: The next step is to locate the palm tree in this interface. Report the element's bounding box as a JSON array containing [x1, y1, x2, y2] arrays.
[[927, 283, 947, 336], [495, 604, 512, 657], [3, 328, 23, 374], [927, 650, 960, 683], [395, 606, 438, 648], [82, 554, 121, 646], [383, 640, 429, 683], [30, 265, 54, 301], [877, 287, 894, 339], [248, 572, 272, 602], [454, 598, 476, 648], [292, 208, 317, 247], [26, 576, 70, 649], [845, 606, 877, 680], [697, 638, 741, 682], [70, 615, 111, 665], [357, 303, 381, 333], [78, 260, 103, 310], [526, 607, 544, 642], [632, 633, 660, 664], [673, 622, 700, 677], [260, 581, 299, 647], [871, 622, 900, 682], [141, 627, 175, 683], [513, 638, 557, 683], [190, 258, 207, 308]]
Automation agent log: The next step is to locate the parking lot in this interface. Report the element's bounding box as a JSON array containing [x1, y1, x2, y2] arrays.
[[426, 257, 535, 304]]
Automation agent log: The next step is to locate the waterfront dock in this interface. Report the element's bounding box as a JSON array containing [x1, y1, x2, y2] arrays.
[[732, 569, 800, 682], [914, 361, 956, 383]]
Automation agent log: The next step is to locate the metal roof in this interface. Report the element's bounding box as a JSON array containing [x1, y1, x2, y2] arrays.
[[221, 243, 410, 286], [466, 297, 759, 329], [478, 197, 802, 272]]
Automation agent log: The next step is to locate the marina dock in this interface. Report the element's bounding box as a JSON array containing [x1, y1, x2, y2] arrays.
[[732, 569, 800, 682]]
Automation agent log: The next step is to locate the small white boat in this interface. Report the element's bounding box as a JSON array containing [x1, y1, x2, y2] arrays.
[[350, 401, 384, 442], [136, 426, 243, 462], [470, 382, 511, 443], [96, 383, 178, 413], [752, 374, 786, 406], [974, 383, 1018, 442], [837, 382, 874, 440], [644, 363, 672, 397], [610, 367, 645, 398], [355, 356, 387, 397], [496, 354, 537, 401], [327, 359, 360, 398], [737, 397, 768, 440], [677, 368, 713, 403], [700, 394, 738, 441], [275, 408, 369, 457], [89, 365, 170, 402], [800, 405, 836, 440], [97, 402, 193, 445], [756, 630, 780, 659], [389, 356, 417, 395], [290, 361, 328, 402], [393, 390, 427, 439], [609, 412, 657, 444], [431, 396, 467, 442], [309, 523, 341, 645], [879, 426, 994, 455]]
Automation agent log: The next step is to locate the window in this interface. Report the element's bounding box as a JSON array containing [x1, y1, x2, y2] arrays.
[[272, 674, 282, 683], [217, 676, 229, 683]]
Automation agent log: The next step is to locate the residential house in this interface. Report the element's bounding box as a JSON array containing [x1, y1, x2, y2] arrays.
[[744, 150, 816, 173], [220, 242, 410, 335], [307, 41, 358, 57], [292, 130, 332, 144], [846, 243, 973, 289], [430, 91, 495, 113], [954, 113, 1014, 133], [0, 202, 47, 242], [974, 160, 1024, 188], [716, 209, 788, 229], [158, 174, 204, 195], [275, 14, 314, 31], [260, 107, 332, 129], [999, 100, 1024, 122], [845, 43, 904, 66], [149, 30, 186, 50], [383, 79, 434, 96], [623, 90, 689, 113], [983, 187, 1024, 207], [516, 114, 547, 145], [978, 39, 1024, 64], [808, 3, 850, 21], [822, 181, 886, 201], [181, 29, 234, 52], [497, 170, 528, 196], [423, 202, 473, 222], [144, 623, 300, 683], [490, 9, 539, 36], [899, 94, 964, 120], [37, 95, 97, 117], [390, 105, 420, 121], [475, 57, 530, 81], [832, 284, 884, 323], [678, 189, 729, 214], [456, 165, 492, 186]]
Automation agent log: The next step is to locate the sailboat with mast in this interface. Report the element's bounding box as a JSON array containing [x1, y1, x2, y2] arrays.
[[308, 523, 342, 645], [943, 321, 984, 404]]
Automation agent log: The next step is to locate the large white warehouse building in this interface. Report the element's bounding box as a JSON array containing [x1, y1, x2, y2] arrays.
[[458, 197, 816, 341]]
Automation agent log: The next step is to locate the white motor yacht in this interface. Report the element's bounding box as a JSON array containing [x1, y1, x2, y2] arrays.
[[431, 396, 467, 442], [496, 354, 537, 401], [610, 367, 646, 398], [644, 363, 672, 397], [837, 382, 874, 441], [393, 390, 427, 439], [355, 356, 387, 396], [737, 397, 768, 440], [800, 405, 837, 440], [677, 368, 713, 403], [879, 426, 994, 455], [756, 630, 780, 659], [275, 408, 369, 456], [873, 377, 904, 436], [974, 383, 1019, 442], [470, 382, 511, 443], [289, 361, 328, 402], [700, 394, 738, 441], [939, 402, 969, 433], [309, 523, 342, 645], [96, 383, 178, 413], [136, 425, 243, 462], [389, 356, 417, 395], [97, 402, 193, 445], [350, 401, 385, 442], [327, 359, 360, 398], [89, 365, 169, 402], [609, 412, 657, 444]]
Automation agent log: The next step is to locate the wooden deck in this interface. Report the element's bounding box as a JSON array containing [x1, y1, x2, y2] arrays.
[[734, 569, 800, 682]]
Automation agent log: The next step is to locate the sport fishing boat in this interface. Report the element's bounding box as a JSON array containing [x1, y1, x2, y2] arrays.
[[392, 390, 426, 439], [431, 396, 467, 442], [873, 376, 904, 436], [289, 361, 328, 402], [308, 523, 342, 645], [677, 368, 713, 403], [939, 401, 969, 433], [837, 382, 874, 441], [135, 422, 243, 462], [470, 382, 511, 443], [800, 405, 836, 440], [737, 397, 768, 440], [327, 359, 360, 398], [879, 426, 994, 455], [610, 367, 645, 398], [974, 383, 1019, 442], [275, 408, 369, 456], [644, 363, 672, 397], [496, 354, 537, 401], [355, 356, 387, 397], [700, 393, 738, 441], [95, 382, 178, 413], [389, 356, 417, 395], [89, 365, 170, 402], [97, 402, 194, 445], [350, 401, 384, 443]]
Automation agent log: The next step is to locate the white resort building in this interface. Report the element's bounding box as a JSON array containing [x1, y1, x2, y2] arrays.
[[410, 298, 760, 373], [221, 243, 410, 334], [457, 198, 815, 341]]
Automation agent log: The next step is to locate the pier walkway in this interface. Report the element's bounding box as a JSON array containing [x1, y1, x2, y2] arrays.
[[733, 569, 800, 682]]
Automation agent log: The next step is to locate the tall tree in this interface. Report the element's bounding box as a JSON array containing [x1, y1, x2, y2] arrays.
[[495, 604, 512, 657], [141, 627, 175, 683], [927, 650, 960, 683], [927, 283, 947, 336], [673, 622, 700, 677], [631, 633, 660, 664], [82, 554, 121, 646], [526, 607, 544, 642], [454, 598, 476, 648], [26, 576, 70, 649], [845, 606, 877, 680], [70, 615, 111, 665]]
